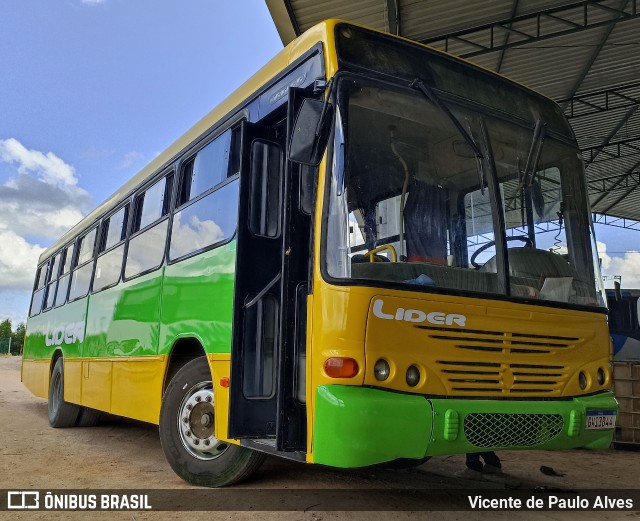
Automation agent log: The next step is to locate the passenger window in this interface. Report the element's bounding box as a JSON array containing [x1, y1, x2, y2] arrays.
[[43, 252, 62, 310], [55, 243, 75, 307], [94, 246, 125, 292], [94, 205, 129, 292], [170, 180, 239, 260], [29, 260, 49, 317], [135, 176, 172, 231], [69, 227, 97, 301], [125, 221, 168, 278], [101, 205, 129, 252], [178, 129, 238, 206], [125, 175, 173, 279], [76, 228, 97, 266], [35, 263, 48, 290]]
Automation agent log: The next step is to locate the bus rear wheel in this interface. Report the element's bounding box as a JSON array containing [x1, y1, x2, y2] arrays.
[[48, 357, 81, 428], [159, 357, 265, 487]]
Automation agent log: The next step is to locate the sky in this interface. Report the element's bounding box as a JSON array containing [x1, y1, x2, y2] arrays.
[[1, 1, 639, 325], [0, 0, 283, 324]]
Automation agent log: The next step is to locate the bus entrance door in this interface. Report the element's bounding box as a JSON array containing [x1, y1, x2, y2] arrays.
[[229, 115, 309, 454]]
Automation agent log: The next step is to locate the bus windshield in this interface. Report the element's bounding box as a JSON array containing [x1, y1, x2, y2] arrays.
[[324, 75, 606, 308]]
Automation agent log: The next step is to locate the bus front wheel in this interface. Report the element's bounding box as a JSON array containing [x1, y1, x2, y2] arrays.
[[159, 357, 265, 487], [48, 357, 81, 428]]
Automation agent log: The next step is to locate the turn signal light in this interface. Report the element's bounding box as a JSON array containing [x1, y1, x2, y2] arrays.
[[324, 357, 359, 378]]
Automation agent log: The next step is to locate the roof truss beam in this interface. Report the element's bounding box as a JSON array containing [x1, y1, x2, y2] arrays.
[[421, 0, 639, 59], [593, 213, 640, 230], [582, 135, 640, 164], [561, 82, 640, 118], [589, 170, 640, 195]]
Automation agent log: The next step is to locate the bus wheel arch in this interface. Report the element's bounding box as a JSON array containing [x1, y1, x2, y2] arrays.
[[159, 357, 265, 487], [163, 337, 208, 396]]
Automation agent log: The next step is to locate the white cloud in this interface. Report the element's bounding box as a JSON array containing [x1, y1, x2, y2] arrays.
[[0, 138, 77, 187], [597, 240, 640, 288], [81, 0, 105, 4], [0, 225, 44, 291], [0, 139, 92, 305]]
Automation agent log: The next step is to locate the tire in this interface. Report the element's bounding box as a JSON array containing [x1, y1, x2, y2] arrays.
[[48, 357, 81, 428], [159, 357, 265, 487], [76, 406, 102, 427]]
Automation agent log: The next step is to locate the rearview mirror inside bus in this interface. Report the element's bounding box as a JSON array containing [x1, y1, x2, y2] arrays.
[[288, 98, 333, 166]]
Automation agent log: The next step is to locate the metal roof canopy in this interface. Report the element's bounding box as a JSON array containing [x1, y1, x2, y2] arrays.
[[266, 0, 640, 226]]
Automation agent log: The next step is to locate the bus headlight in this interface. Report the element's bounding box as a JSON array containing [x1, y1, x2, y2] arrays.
[[374, 359, 390, 381], [578, 371, 588, 390], [406, 365, 421, 387], [597, 368, 606, 386]]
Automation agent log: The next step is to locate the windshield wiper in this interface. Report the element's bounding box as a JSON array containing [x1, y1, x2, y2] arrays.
[[410, 78, 484, 159], [522, 120, 546, 187], [410, 78, 486, 192]]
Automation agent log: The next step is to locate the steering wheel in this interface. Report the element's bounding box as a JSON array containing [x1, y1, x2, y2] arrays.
[[470, 235, 533, 269], [364, 244, 398, 263]]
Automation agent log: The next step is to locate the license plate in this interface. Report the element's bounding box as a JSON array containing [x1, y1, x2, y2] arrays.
[[586, 410, 616, 430]]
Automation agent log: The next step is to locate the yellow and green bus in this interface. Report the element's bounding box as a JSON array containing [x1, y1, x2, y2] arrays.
[[23, 20, 617, 487]]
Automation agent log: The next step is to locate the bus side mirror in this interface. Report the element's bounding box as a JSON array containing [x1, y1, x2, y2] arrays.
[[614, 280, 622, 301], [288, 98, 333, 166]]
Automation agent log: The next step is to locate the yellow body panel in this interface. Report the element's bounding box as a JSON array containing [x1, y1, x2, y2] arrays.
[[64, 359, 83, 404], [21, 359, 50, 399], [111, 357, 165, 424], [81, 360, 113, 413], [207, 354, 240, 446], [363, 293, 611, 397]]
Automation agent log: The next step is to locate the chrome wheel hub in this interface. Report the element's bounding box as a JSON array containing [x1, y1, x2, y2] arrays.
[[178, 383, 229, 460]]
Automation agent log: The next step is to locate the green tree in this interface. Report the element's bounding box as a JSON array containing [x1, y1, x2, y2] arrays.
[[11, 323, 26, 355], [0, 319, 12, 355]]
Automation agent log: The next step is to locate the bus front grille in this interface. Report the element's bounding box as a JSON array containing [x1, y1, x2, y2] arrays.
[[437, 360, 568, 394], [417, 325, 582, 395], [464, 413, 564, 448]]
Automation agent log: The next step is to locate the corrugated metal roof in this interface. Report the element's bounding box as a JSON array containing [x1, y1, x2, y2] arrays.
[[266, 0, 640, 222]]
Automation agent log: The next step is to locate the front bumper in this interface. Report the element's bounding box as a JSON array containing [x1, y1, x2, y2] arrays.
[[313, 385, 617, 468]]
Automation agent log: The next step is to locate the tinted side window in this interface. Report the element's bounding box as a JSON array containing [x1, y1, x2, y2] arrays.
[[102, 205, 129, 251], [35, 263, 48, 290], [94, 245, 125, 292], [135, 177, 172, 232], [30, 260, 49, 317], [125, 174, 172, 279], [77, 228, 97, 266], [125, 221, 168, 278], [178, 129, 237, 206], [94, 205, 129, 292], [69, 227, 97, 301], [170, 179, 239, 260], [55, 243, 75, 307], [44, 253, 62, 310]]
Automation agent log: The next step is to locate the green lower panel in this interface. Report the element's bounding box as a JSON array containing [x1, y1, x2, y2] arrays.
[[313, 385, 618, 468], [313, 385, 433, 468]]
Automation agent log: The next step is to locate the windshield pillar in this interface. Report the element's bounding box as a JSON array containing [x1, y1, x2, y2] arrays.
[[479, 117, 508, 295]]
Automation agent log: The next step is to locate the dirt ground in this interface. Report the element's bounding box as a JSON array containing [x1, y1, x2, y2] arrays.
[[1, 355, 640, 521]]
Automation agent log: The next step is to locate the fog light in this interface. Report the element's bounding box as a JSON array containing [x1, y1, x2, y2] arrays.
[[406, 365, 421, 387], [597, 368, 605, 385], [578, 371, 587, 390], [374, 359, 390, 381]]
